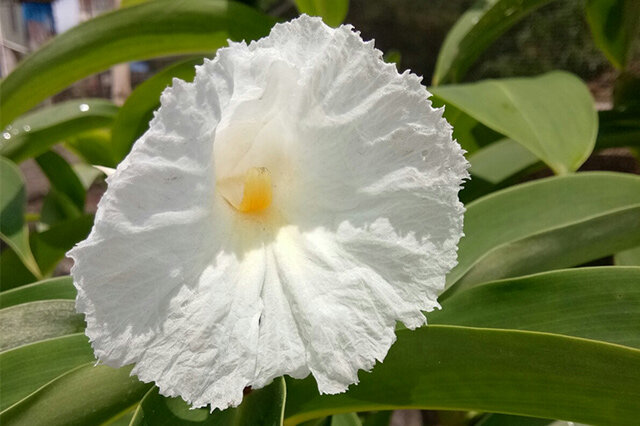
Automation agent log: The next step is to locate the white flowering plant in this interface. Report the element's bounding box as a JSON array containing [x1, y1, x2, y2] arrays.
[[1, 1, 639, 425]]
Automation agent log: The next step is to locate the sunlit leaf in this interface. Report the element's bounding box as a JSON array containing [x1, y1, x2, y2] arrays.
[[0, 100, 117, 163], [0, 300, 84, 351], [293, 0, 349, 27], [0, 0, 275, 127], [431, 72, 597, 174], [0, 157, 41, 278], [432, 0, 555, 85]]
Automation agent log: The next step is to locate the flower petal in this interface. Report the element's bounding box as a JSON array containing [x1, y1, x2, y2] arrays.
[[69, 15, 468, 411]]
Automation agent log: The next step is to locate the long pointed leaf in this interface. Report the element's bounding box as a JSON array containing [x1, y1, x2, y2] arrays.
[[285, 326, 640, 425], [0, 0, 275, 127], [447, 172, 640, 295]]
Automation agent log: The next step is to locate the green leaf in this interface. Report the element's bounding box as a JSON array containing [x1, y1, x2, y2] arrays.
[[0, 0, 276, 127], [36, 151, 85, 212], [433, 267, 640, 348], [432, 0, 555, 85], [331, 413, 362, 426], [615, 245, 640, 266], [293, 0, 349, 27], [1, 364, 151, 426], [467, 138, 539, 184], [111, 57, 203, 161], [65, 129, 118, 168], [475, 414, 552, 426], [0, 100, 117, 163], [1, 215, 94, 291], [0, 157, 41, 278], [586, 0, 640, 69], [0, 300, 85, 351], [0, 333, 94, 411], [431, 72, 597, 174], [0, 276, 75, 309], [129, 377, 286, 425], [446, 172, 640, 296], [284, 326, 640, 425]]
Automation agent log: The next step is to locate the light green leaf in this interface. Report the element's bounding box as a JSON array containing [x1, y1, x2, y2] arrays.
[[0, 157, 41, 278], [446, 172, 640, 296], [432, 0, 555, 85], [72, 163, 103, 190], [1, 364, 151, 426], [433, 267, 640, 348], [586, 0, 640, 69], [1, 215, 94, 290], [0, 100, 117, 163], [0, 0, 275, 127], [284, 326, 640, 425], [0, 333, 94, 411], [431, 72, 597, 174], [129, 377, 286, 425], [111, 57, 203, 161], [468, 138, 539, 184], [331, 413, 362, 426], [0, 300, 84, 351], [0, 276, 75, 309], [65, 128, 117, 168], [615, 245, 640, 266], [293, 0, 349, 27]]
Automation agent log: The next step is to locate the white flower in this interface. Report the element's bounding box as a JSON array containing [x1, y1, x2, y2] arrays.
[[68, 15, 469, 411]]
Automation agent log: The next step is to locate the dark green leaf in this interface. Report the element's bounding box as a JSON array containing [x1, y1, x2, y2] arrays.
[[0, 364, 151, 426], [1, 215, 94, 291], [293, 0, 349, 27], [36, 151, 85, 212], [0, 333, 93, 411], [111, 57, 203, 161], [0, 300, 85, 351], [433, 267, 640, 348], [0, 100, 117, 163], [0, 157, 41, 278], [0, 0, 276, 127], [586, 0, 640, 69], [446, 172, 640, 296], [0, 276, 75, 309], [285, 326, 640, 425], [130, 377, 286, 425], [432, 0, 555, 85], [431, 72, 597, 174]]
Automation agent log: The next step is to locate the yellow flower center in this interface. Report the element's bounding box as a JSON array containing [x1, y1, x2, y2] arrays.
[[224, 167, 272, 213], [238, 167, 272, 213]]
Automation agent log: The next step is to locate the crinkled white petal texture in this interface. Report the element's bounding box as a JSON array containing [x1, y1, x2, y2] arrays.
[[68, 15, 469, 411]]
